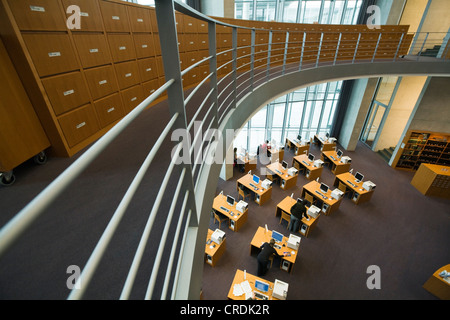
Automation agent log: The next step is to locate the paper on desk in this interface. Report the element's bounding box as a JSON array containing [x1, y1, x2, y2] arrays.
[[233, 280, 252, 297]]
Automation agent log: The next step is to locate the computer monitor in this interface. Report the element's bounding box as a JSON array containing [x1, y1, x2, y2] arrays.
[[303, 199, 311, 207], [355, 172, 364, 183], [282, 160, 288, 169], [337, 149, 343, 158], [319, 183, 329, 193], [271, 230, 284, 243], [226, 195, 235, 206], [326, 132, 330, 138], [252, 174, 260, 184], [308, 153, 315, 162], [297, 135, 301, 141], [254, 280, 270, 293]]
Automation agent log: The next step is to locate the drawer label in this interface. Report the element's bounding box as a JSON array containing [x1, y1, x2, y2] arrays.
[[107, 107, 115, 113], [89, 48, 99, 53], [63, 89, 75, 96], [131, 97, 137, 101], [146, 68, 152, 72], [30, 6, 45, 12], [80, 12, 89, 17], [125, 73, 132, 78], [142, 44, 148, 48], [76, 122, 86, 129], [99, 80, 107, 85], [137, 18, 144, 22], [119, 46, 126, 50], [112, 16, 120, 20], [48, 52, 61, 57]]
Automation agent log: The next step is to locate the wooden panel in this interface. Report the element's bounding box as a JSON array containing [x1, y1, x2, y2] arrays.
[[107, 33, 136, 63], [153, 33, 161, 56], [137, 57, 158, 82], [72, 33, 112, 69], [114, 60, 141, 90], [41, 71, 90, 115], [120, 85, 144, 113], [127, 5, 152, 33], [57, 103, 99, 148], [93, 93, 124, 128], [61, 0, 104, 32], [133, 33, 155, 59], [0, 38, 50, 172], [99, 0, 130, 32], [83, 65, 119, 100], [7, 0, 66, 31], [22, 32, 79, 77], [141, 78, 159, 96]]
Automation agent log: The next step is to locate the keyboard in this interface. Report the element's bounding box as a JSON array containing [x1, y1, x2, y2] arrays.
[[330, 156, 336, 161], [302, 161, 309, 166], [346, 180, 356, 187], [315, 190, 328, 200], [254, 291, 269, 300], [249, 183, 257, 188], [219, 206, 229, 212], [275, 170, 283, 175]]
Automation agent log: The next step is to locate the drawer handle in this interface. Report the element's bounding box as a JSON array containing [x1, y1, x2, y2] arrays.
[[80, 12, 89, 17], [63, 89, 74, 96], [107, 107, 115, 113], [89, 48, 99, 53], [30, 5, 45, 12], [48, 52, 61, 57], [112, 16, 120, 20], [137, 18, 143, 22], [99, 80, 107, 85], [146, 68, 152, 72], [189, 41, 194, 44], [150, 89, 155, 93], [131, 97, 137, 101], [76, 122, 86, 129], [125, 73, 132, 77], [142, 44, 148, 48], [119, 46, 126, 50]]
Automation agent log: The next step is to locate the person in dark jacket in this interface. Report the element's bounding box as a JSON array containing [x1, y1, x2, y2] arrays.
[[288, 201, 307, 232], [257, 239, 284, 276]]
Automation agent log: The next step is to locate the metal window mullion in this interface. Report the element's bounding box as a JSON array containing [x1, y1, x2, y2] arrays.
[[340, 0, 349, 25], [145, 167, 187, 299]]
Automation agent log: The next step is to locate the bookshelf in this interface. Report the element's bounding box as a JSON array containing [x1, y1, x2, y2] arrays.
[[394, 131, 450, 171]]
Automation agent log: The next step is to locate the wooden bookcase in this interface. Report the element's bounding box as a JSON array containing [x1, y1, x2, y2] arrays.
[[393, 130, 450, 171]]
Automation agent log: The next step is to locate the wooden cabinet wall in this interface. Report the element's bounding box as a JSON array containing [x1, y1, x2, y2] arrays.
[[0, 0, 413, 159]]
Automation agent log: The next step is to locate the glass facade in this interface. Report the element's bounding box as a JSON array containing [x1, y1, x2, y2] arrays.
[[234, 0, 362, 151]]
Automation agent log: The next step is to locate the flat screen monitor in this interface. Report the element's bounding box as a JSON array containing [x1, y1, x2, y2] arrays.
[[297, 135, 301, 141], [282, 160, 288, 169], [326, 132, 330, 138], [252, 174, 260, 184], [337, 149, 343, 158], [226, 195, 235, 206], [320, 183, 329, 194], [303, 199, 311, 207], [254, 280, 270, 293], [297, 198, 303, 203], [308, 153, 315, 162], [355, 172, 364, 182], [271, 230, 284, 243]]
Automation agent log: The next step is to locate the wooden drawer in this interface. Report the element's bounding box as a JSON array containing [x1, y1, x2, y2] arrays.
[[58, 103, 99, 148], [153, 33, 161, 56], [99, 1, 130, 32], [22, 33, 79, 77], [128, 6, 152, 33], [198, 20, 208, 34], [108, 34, 136, 63], [218, 33, 232, 48], [72, 33, 112, 69], [141, 79, 159, 97], [61, 0, 104, 32], [84, 65, 119, 100], [114, 60, 141, 90], [93, 93, 124, 128], [183, 15, 198, 33], [148, 9, 158, 33], [178, 33, 198, 52], [120, 85, 144, 114], [197, 33, 209, 50], [7, 0, 66, 31], [41, 71, 90, 116], [133, 34, 155, 59], [155, 56, 164, 78], [137, 58, 158, 82], [181, 51, 199, 69]]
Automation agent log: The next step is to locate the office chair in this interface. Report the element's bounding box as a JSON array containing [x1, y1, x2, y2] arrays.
[[266, 170, 280, 185], [305, 192, 315, 206], [279, 211, 291, 229], [338, 181, 351, 198], [214, 211, 228, 229], [238, 186, 251, 202]]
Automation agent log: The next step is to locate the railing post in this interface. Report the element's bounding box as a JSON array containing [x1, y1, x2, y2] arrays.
[[352, 32, 361, 64], [371, 33, 382, 63], [232, 26, 237, 108], [299, 32, 306, 70], [266, 30, 273, 80], [208, 21, 219, 126], [393, 33, 405, 62], [250, 28, 255, 91], [417, 32, 429, 61], [282, 31, 289, 75], [316, 32, 324, 67], [334, 32, 342, 65]]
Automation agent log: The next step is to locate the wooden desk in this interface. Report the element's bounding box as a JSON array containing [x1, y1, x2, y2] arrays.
[[205, 229, 226, 267], [314, 134, 336, 151], [423, 264, 450, 300], [236, 155, 257, 173], [250, 226, 299, 273], [266, 162, 298, 190], [268, 146, 284, 162], [411, 163, 450, 198], [285, 138, 309, 156], [321, 150, 351, 175], [301, 180, 342, 215], [213, 194, 248, 232], [275, 196, 319, 238], [333, 172, 374, 204], [292, 154, 323, 181], [227, 269, 277, 300], [237, 174, 272, 206]]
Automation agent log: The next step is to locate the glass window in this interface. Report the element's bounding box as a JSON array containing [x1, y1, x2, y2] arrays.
[[256, 1, 276, 21], [282, 1, 299, 23], [235, 1, 254, 20], [302, 1, 321, 24], [272, 104, 286, 128]]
